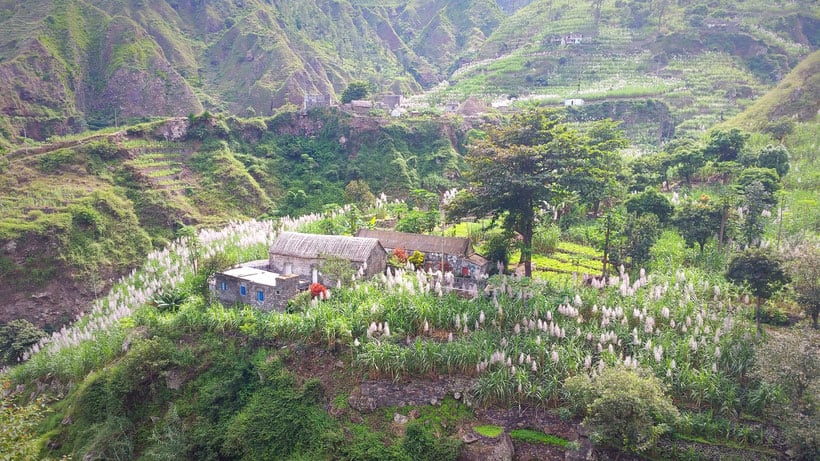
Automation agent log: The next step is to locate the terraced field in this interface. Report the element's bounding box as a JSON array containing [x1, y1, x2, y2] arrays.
[[121, 140, 195, 195]]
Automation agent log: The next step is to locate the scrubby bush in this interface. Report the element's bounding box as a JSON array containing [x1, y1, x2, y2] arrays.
[[563, 367, 679, 454], [402, 420, 460, 461]]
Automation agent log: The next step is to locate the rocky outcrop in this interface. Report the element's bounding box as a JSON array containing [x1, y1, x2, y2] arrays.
[[459, 431, 514, 461]]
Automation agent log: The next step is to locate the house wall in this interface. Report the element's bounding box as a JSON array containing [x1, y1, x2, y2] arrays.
[[420, 253, 486, 278], [364, 250, 387, 277], [270, 251, 387, 284], [212, 273, 301, 312]]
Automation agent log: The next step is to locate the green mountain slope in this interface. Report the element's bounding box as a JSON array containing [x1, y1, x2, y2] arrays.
[[0, 0, 816, 146], [726, 50, 820, 130], [0, 110, 465, 330]]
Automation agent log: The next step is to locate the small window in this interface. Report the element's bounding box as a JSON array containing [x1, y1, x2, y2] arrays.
[[220, 281, 228, 291], [240, 285, 247, 296], [275, 290, 281, 295], [257, 290, 265, 302]]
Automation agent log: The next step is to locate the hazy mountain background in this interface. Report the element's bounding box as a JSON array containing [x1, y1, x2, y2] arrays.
[[0, 0, 816, 144]]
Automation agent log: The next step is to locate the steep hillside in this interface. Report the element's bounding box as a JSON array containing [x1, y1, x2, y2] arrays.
[[0, 0, 816, 147], [0, 0, 511, 144], [726, 50, 820, 130], [425, 0, 818, 143], [0, 110, 466, 330]]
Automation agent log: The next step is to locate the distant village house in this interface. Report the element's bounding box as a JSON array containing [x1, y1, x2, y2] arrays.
[[303, 93, 332, 111]]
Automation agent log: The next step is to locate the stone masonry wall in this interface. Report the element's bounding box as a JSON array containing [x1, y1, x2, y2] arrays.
[[348, 376, 476, 412]]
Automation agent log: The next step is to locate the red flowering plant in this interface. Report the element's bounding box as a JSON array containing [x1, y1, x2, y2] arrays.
[[309, 282, 329, 299], [388, 247, 409, 268]]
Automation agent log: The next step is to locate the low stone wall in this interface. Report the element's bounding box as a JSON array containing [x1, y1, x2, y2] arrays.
[[348, 376, 476, 412]]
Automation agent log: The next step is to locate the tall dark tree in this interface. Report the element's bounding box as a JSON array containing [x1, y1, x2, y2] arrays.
[[726, 249, 789, 335], [447, 110, 605, 277], [703, 128, 749, 163], [672, 196, 721, 254], [340, 81, 371, 104], [577, 119, 628, 214]]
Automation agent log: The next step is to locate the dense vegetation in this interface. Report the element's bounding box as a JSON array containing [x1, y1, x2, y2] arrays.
[[0, 109, 465, 330], [2, 102, 818, 458], [0, 1, 818, 459]]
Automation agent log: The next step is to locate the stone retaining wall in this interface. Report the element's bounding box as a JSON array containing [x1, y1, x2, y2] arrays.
[[348, 376, 476, 412]]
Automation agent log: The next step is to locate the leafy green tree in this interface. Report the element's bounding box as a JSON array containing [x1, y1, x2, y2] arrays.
[[341, 81, 371, 104], [563, 366, 679, 454], [726, 249, 789, 335], [737, 167, 781, 206], [703, 128, 749, 162], [572, 119, 627, 214], [668, 143, 705, 185], [624, 187, 674, 223], [739, 181, 772, 247], [623, 212, 663, 268], [0, 319, 46, 365], [396, 209, 439, 234], [446, 110, 601, 277], [343, 180, 376, 208], [483, 230, 515, 274], [756, 144, 790, 178], [672, 196, 721, 254], [628, 153, 669, 192], [319, 254, 357, 286]]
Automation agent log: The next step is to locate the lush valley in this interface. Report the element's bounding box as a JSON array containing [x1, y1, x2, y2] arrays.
[[1, 0, 819, 460]]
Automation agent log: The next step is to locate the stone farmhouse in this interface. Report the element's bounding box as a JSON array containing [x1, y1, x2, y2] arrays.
[[211, 232, 386, 311], [212, 264, 302, 312], [212, 229, 490, 310], [268, 231, 386, 281], [355, 229, 490, 279]]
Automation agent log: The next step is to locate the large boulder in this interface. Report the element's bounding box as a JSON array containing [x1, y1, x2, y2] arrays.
[[459, 431, 514, 461]]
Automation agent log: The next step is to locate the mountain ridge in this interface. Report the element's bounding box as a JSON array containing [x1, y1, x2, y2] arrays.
[[0, 0, 817, 145]]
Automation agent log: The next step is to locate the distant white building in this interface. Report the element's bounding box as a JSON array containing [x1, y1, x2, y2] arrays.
[[564, 99, 585, 107]]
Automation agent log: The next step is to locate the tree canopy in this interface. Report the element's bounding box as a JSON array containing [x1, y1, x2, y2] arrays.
[[446, 110, 624, 276], [340, 81, 371, 104], [726, 248, 790, 334]]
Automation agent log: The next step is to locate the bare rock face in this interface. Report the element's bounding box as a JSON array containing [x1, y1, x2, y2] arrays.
[[459, 432, 514, 461]]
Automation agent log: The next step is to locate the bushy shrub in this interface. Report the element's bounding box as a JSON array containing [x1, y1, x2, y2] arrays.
[[402, 420, 460, 461], [0, 320, 46, 365], [221, 386, 332, 459], [408, 250, 424, 269], [563, 367, 679, 453]]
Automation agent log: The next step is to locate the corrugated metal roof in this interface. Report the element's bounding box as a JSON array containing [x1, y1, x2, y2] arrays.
[[222, 267, 281, 286], [270, 232, 382, 262], [355, 229, 472, 256]]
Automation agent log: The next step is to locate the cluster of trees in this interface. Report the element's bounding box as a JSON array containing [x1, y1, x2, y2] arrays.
[[445, 110, 816, 332], [445, 110, 626, 276]]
